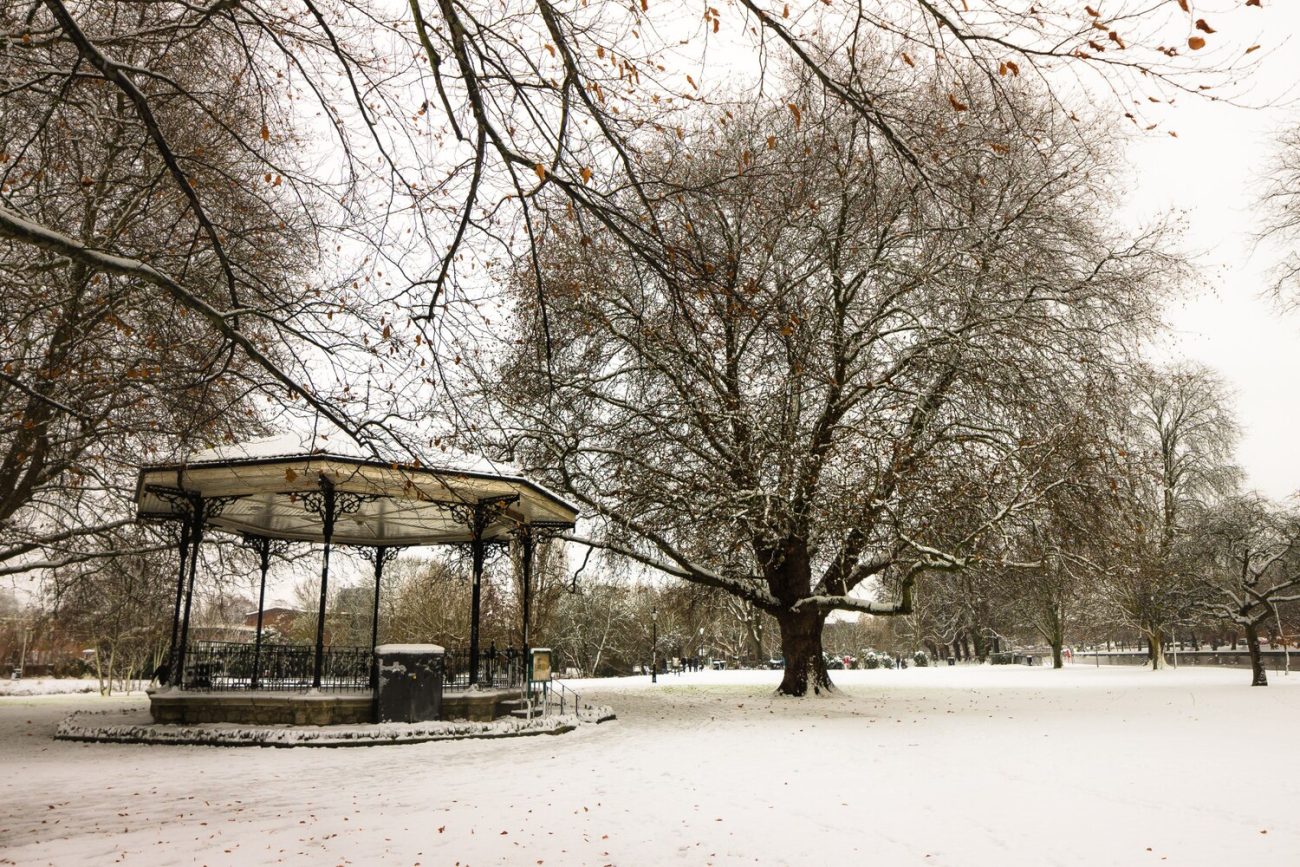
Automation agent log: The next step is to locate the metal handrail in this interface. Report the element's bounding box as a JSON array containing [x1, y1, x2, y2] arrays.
[[535, 679, 581, 716]]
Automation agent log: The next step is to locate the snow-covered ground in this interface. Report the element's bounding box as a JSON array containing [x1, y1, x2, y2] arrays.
[[2, 664, 1297, 866], [0, 678, 101, 698]]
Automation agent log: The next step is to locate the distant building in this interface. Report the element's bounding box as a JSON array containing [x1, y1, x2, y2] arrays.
[[242, 607, 302, 634]]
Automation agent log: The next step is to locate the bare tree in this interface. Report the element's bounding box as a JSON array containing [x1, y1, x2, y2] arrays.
[[1191, 495, 1300, 686], [546, 576, 641, 677], [1100, 363, 1240, 669], [50, 539, 173, 693], [999, 392, 1135, 668], [492, 79, 1169, 694]]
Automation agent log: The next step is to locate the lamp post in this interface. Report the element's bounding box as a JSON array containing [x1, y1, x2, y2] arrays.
[[651, 607, 658, 684]]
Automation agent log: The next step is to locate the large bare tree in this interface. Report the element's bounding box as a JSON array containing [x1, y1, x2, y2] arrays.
[[491, 79, 1170, 694]]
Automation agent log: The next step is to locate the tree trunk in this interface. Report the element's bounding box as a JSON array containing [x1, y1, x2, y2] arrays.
[[972, 631, 987, 663], [775, 609, 832, 696], [1148, 629, 1165, 670], [1051, 640, 1064, 669], [747, 619, 764, 665], [1245, 621, 1268, 687]]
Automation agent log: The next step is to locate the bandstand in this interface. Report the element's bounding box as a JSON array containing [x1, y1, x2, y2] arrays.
[[136, 433, 577, 725]]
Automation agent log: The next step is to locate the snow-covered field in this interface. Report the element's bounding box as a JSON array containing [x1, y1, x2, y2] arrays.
[[2, 664, 1297, 866], [0, 678, 100, 698]]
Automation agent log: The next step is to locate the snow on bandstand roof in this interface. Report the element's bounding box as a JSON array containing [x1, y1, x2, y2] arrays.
[[134, 432, 578, 546]]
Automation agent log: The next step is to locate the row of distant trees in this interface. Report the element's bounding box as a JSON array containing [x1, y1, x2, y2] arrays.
[[2, 544, 769, 686]]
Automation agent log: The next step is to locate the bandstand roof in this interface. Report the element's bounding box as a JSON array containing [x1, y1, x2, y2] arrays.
[[134, 433, 578, 546]]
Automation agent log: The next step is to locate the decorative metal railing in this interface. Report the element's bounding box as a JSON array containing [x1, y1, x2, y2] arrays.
[[178, 641, 526, 693], [442, 645, 525, 691], [181, 641, 372, 693]]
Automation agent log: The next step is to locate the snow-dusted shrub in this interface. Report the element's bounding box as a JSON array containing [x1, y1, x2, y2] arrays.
[[912, 651, 930, 667]]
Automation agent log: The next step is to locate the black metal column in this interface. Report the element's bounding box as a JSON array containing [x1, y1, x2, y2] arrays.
[[469, 505, 486, 687], [371, 546, 387, 652], [175, 496, 205, 688], [313, 477, 337, 689], [251, 536, 271, 690], [520, 527, 534, 653], [164, 519, 190, 685], [651, 607, 658, 684]]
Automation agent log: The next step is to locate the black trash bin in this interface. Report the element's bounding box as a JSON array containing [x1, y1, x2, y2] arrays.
[[947, 657, 955, 667], [375, 644, 445, 723]]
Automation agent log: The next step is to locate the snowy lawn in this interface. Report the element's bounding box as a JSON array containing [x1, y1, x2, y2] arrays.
[[2, 664, 1297, 866], [0, 678, 101, 698]]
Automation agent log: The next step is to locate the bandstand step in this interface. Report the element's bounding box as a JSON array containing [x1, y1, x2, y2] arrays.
[[509, 707, 543, 719], [502, 699, 542, 719]]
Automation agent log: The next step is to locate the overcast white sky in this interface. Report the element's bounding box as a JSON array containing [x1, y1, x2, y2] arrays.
[[1124, 2, 1300, 501]]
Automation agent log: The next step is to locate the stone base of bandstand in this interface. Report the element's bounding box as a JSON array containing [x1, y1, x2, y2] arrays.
[[150, 687, 526, 725]]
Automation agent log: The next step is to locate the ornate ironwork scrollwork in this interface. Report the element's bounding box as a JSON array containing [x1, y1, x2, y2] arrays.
[[356, 544, 402, 566], [299, 488, 374, 521], [430, 493, 520, 537], [239, 533, 292, 559], [143, 485, 195, 520], [144, 486, 242, 533]]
